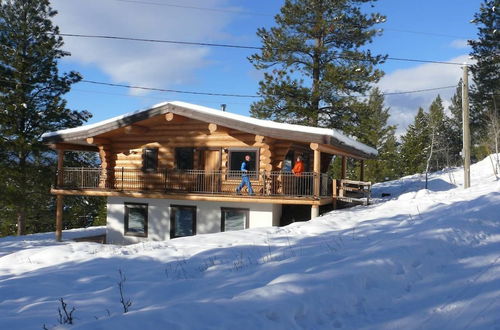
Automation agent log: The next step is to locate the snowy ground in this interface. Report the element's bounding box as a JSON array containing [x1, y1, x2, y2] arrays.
[[1, 156, 499, 330]]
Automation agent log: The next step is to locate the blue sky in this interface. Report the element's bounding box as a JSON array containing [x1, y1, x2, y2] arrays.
[[52, 0, 482, 134]]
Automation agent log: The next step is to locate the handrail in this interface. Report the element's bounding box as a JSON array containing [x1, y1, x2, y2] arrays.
[[56, 167, 333, 198]]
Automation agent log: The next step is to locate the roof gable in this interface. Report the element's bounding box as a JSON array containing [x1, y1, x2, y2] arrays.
[[42, 101, 377, 159]]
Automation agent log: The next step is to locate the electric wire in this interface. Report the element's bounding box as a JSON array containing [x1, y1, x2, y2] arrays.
[[56, 33, 467, 66]]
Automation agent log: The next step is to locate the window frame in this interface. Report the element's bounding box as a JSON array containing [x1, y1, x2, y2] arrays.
[[170, 204, 197, 238], [124, 202, 148, 237], [142, 148, 158, 173], [175, 147, 195, 170], [227, 148, 259, 179], [220, 207, 250, 232]]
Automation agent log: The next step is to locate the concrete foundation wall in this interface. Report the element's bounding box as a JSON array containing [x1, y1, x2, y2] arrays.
[[106, 197, 282, 245]]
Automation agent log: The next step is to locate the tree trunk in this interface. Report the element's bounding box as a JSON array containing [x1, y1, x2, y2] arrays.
[[310, 42, 321, 126], [425, 129, 436, 189], [17, 153, 28, 235], [17, 209, 26, 236]]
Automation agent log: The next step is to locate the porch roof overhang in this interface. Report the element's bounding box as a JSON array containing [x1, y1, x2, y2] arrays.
[[42, 101, 377, 159]]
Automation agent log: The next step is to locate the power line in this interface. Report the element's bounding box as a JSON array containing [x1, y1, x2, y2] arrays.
[[80, 79, 456, 98], [58, 33, 260, 50], [57, 33, 466, 65], [0, 77, 457, 98], [80, 80, 260, 97], [382, 85, 456, 96], [110, 0, 272, 16]]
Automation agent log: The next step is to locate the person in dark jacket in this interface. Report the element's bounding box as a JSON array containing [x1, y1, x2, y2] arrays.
[[236, 154, 254, 195]]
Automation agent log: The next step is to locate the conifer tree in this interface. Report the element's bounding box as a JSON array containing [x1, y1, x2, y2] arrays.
[[0, 0, 91, 235], [354, 88, 398, 182], [469, 0, 499, 140], [249, 0, 386, 130], [399, 108, 430, 175]]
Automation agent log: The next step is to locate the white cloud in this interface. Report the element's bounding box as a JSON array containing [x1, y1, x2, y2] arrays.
[[450, 39, 470, 49], [377, 55, 471, 136], [52, 0, 236, 94]]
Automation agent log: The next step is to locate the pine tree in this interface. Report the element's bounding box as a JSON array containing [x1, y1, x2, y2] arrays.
[[354, 88, 398, 182], [468, 0, 500, 140], [399, 108, 430, 175], [0, 0, 91, 235], [249, 0, 386, 129], [427, 95, 448, 171]]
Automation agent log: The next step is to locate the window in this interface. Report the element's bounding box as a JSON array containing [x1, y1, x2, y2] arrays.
[[142, 148, 158, 172], [221, 207, 249, 232], [175, 147, 194, 170], [284, 150, 295, 172], [170, 205, 196, 238], [124, 203, 148, 237], [228, 149, 258, 177]]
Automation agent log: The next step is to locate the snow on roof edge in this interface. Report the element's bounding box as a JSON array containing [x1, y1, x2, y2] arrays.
[[42, 101, 377, 156]]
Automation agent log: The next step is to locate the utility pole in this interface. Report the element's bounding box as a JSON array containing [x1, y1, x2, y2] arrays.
[[462, 64, 471, 188]]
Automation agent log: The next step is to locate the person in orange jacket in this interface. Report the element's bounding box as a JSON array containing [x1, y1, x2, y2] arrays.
[[292, 156, 304, 176], [291, 156, 305, 195]]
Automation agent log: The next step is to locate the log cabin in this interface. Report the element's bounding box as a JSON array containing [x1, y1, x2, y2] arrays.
[[42, 101, 377, 244]]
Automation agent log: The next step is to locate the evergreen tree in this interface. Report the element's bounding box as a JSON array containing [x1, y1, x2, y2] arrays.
[[399, 108, 430, 175], [427, 95, 448, 171], [468, 0, 499, 140], [0, 0, 91, 235], [354, 88, 398, 182], [249, 0, 386, 130]]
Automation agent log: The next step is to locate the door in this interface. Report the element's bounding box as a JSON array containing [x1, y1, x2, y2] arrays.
[[203, 149, 221, 193]]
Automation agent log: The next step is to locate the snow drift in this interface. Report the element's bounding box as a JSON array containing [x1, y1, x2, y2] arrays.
[[0, 155, 499, 329]]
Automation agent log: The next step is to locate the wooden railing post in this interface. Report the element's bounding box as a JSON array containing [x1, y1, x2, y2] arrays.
[[332, 179, 338, 210]]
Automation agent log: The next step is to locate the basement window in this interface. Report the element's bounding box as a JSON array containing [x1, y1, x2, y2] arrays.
[[124, 203, 148, 237], [221, 207, 249, 232], [170, 205, 197, 238]]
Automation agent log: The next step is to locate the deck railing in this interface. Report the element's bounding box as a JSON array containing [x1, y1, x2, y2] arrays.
[[57, 167, 332, 198]]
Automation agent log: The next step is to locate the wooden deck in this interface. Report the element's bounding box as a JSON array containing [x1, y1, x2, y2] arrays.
[[51, 188, 334, 206]]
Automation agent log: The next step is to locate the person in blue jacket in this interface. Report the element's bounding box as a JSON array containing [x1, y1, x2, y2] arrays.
[[236, 154, 254, 195]]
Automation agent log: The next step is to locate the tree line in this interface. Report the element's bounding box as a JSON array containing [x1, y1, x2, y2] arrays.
[[0, 0, 497, 236]]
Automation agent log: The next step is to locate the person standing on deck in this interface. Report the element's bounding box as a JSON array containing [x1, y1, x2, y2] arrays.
[[236, 154, 254, 195], [292, 156, 305, 195]]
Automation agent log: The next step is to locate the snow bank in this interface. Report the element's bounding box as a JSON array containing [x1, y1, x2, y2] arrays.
[[0, 156, 499, 329]]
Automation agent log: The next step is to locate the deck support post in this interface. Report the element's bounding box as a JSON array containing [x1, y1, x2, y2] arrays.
[[55, 149, 64, 241], [341, 156, 347, 179], [55, 195, 63, 242], [311, 205, 319, 219], [332, 179, 338, 210], [360, 159, 365, 182]]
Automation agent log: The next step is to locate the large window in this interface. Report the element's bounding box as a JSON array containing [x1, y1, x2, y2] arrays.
[[142, 148, 158, 172], [170, 205, 197, 238], [175, 147, 194, 170], [228, 149, 258, 177], [221, 207, 249, 232], [124, 203, 148, 237]]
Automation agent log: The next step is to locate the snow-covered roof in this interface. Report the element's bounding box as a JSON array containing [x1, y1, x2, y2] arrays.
[[42, 101, 377, 158]]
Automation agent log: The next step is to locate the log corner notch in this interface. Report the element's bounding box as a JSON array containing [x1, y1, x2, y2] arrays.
[[208, 123, 217, 134], [86, 137, 110, 145], [165, 112, 187, 123]]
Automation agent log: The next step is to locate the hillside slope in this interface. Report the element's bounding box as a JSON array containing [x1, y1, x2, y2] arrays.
[[0, 156, 499, 329]]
